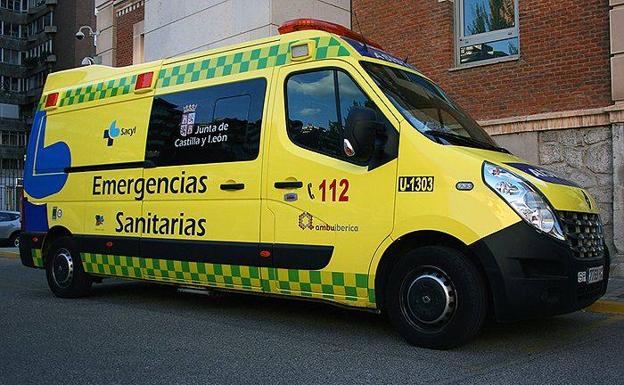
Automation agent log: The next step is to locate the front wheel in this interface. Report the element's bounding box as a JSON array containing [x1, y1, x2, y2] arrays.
[[385, 246, 487, 349], [45, 237, 92, 298]]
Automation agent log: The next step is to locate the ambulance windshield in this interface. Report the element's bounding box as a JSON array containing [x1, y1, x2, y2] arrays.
[[362, 62, 507, 153]]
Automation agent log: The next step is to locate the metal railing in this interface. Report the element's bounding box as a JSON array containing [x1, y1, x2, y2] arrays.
[[0, 168, 23, 211]]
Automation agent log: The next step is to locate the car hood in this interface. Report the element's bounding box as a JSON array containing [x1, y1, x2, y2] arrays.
[[454, 147, 599, 214]]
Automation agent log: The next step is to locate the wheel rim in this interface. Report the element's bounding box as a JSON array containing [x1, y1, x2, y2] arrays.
[[52, 248, 74, 288], [13, 237, 19, 247], [400, 267, 456, 333]]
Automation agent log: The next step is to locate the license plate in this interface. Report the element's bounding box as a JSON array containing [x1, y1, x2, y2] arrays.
[[587, 266, 604, 284]]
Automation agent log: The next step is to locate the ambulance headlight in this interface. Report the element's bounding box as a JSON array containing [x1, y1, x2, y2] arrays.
[[483, 162, 565, 241]]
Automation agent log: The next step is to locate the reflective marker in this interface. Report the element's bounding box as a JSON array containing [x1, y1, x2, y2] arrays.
[[456, 182, 474, 191]]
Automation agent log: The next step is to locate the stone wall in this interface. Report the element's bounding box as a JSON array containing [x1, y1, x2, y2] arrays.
[[538, 127, 614, 256]]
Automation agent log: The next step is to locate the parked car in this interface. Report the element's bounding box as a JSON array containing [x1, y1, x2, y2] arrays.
[[0, 211, 21, 247]]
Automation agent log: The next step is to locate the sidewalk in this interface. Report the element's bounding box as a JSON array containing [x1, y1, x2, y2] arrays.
[[0, 247, 19, 258], [585, 277, 624, 314], [604, 277, 624, 302]]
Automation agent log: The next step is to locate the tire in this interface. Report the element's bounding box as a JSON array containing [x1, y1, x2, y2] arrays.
[[9, 231, 19, 248], [385, 246, 487, 350], [45, 237, 92, 298]]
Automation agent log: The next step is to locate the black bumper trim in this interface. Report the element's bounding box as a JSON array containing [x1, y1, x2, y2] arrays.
[[470, 221, 609, 322], [19, 232, 45, 268], [75, 235, 333, 270]]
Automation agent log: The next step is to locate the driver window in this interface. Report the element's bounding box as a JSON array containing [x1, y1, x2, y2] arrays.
[[286, 68, 385, 163]]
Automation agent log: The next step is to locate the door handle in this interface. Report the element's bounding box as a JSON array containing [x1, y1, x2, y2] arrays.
[[274, 181, 303, 189], [220, 183, 245, 191]]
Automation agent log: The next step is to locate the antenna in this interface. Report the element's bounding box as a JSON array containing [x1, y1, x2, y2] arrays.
[[352, 11, 369, 51]]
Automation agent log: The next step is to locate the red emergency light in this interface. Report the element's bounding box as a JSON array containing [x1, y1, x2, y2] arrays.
[[135, 72, 154, 91], [278, 18, 382, 49], [44, 92, 59, 108]]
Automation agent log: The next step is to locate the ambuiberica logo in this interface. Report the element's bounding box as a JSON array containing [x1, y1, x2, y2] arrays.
[[103, 120, 137, 146], [297, 212, 359, 232]]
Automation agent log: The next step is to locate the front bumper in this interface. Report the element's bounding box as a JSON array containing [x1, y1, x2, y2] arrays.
[[470, 221, 609, 322]]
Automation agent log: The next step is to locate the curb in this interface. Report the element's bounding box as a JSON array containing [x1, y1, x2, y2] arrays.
[[585, 300, 624, 315], [0, 251, 19, 259]]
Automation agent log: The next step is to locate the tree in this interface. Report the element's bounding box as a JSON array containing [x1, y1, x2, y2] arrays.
[[468, 0, 514, 35]]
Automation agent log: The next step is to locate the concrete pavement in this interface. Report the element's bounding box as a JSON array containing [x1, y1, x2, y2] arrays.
[[1, 255, 624, 385]]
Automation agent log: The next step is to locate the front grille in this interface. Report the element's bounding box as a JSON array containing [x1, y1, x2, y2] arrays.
[[557, 211, 604, 259]]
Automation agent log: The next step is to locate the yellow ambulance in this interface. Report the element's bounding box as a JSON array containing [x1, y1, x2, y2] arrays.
[[20, 19, 609, 349]]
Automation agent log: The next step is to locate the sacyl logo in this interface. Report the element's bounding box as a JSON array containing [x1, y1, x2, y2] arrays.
[[103, 120, 136, 146]]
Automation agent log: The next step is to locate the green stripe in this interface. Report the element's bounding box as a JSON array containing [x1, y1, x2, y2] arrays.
[[80, 253, 373, 306], [41, 35, 351, 110]]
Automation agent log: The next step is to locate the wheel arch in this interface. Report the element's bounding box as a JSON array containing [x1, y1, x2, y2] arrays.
[[42, 225, 72, 263], [373, 230, 493, 314]]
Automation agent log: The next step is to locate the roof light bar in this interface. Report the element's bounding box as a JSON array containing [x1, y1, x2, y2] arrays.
[[278, 18, 382, 49]]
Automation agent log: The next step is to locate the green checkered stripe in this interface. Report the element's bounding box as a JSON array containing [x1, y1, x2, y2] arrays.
[[31, 249, 43, 268], [267, 268, 375, 305], [57, 74, 138, 107], [80, 253, 375, 307], [42, 35, 351, 110], [81, 253, 263, 292], [156, 36, 351, 89]]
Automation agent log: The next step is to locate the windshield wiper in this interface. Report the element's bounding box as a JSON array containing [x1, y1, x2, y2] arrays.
[[424, 130, 509, 153]]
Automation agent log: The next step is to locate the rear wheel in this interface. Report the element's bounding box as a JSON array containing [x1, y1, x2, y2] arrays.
[[385, 246, 487, 349], [45, 237, 92, 298]]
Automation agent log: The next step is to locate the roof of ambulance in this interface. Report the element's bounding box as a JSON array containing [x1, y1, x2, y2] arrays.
[[43, 29, 424, 93]]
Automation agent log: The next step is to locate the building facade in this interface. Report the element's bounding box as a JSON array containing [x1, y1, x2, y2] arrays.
[[0, 0, 95, 211], [96, 0, 350, 65], [352, 0, 623, 274]]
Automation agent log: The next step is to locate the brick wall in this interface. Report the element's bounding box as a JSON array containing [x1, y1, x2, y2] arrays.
[[115, 0, 144, 67], [352, 0, 612, 121]]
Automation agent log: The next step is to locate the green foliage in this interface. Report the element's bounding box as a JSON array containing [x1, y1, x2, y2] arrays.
[[468, 0, 514, 35]]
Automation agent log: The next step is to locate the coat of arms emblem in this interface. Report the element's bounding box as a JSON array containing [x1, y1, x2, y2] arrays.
[[180, 104, 197, 137]]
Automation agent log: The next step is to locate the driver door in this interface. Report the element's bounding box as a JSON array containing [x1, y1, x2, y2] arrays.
[[261, 60, 399, 304]]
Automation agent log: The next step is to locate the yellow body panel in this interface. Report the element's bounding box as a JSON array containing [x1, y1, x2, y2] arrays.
[[24, 29, 600, 311]]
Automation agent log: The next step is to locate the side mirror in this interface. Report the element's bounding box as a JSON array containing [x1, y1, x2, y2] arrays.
[[343, 106, 383, 164]]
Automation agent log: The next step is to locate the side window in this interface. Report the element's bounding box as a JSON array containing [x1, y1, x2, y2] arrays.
[[145, 78, 266, 166], [286, 68, 389, 164], [0, 213, 8, 222]]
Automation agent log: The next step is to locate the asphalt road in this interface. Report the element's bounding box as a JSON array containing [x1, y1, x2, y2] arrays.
[[1, 255, 623, 385]]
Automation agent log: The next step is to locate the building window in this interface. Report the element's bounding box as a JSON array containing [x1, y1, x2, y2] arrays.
[[455, 0, 519, 66], [0, 104, 20, 119]]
